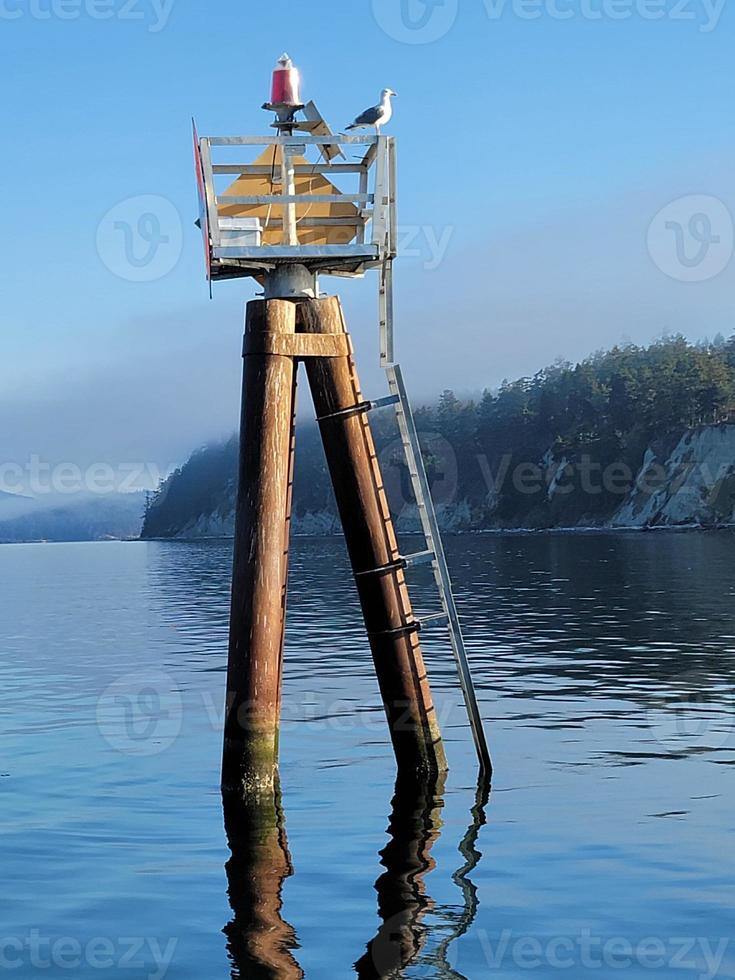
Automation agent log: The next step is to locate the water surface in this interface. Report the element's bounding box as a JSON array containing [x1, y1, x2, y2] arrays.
[[2, 533, 734, 978]]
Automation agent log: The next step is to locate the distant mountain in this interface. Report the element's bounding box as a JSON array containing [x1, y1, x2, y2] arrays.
[[142, 335, 735, 537], [0, 490, 38, 524], [142, 427, 342, 539], [0, 492, 146, 543]]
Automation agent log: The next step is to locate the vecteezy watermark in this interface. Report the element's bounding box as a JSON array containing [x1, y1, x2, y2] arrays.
[[443, 929, 731, 978], [381, 431, 459, 515], [97, 670, 183, 756], [648, 195, 734, 283], [207, 690, 465, 737], [482, 0, 726, 31], [0, 932, 177, 980], [372, 0, 460, 43], [374, 445, 733, 524], [97, 195, 183, 282], [0, 457, 172, 496], [397, 224, 455, 270], [476, 452, 735, 501], [372, 0, 726, 40], [0, 0, 176, 32], [95, 685, 467, 752], [646, 670, 735, 753]]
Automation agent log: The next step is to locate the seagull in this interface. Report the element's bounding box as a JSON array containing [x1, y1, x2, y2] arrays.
[[346, 89, 397, 134]]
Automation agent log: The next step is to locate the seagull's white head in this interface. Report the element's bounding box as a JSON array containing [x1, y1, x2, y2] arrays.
[[382, 88, 398, 99]]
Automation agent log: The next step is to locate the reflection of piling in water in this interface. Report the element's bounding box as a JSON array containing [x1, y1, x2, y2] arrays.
[[222, 782, 304, 980], [356, 773, 491, 980], [430, 777, 491, 976], [355, 772, 446, 978], [453, 777, 490, 928], [458, 779, 489, 902]]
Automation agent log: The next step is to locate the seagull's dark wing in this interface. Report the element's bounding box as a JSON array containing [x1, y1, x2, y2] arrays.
[[353, 104, 384, 126]]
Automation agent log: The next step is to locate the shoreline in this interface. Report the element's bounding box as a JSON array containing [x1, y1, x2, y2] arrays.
[[4, 524, 734, 546], [136, 522, 735, 543]]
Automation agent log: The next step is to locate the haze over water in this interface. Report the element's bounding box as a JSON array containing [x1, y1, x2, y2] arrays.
[[2, 532, 733, 978]]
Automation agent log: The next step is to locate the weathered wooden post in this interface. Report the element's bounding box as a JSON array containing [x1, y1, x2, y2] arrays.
[[299, 297, 446, 774], [222, 299, 298, 793], [193, 54, 491, 795]]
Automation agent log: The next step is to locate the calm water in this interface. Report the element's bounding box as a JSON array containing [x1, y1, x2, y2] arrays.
[[2, 533, 734, 979]]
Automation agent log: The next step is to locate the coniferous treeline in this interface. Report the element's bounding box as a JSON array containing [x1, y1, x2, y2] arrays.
[[142, 334, 735, 536]]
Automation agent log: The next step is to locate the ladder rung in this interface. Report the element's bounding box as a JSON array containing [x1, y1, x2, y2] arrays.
[[418, 614, 450, 632], [403, 550, 435, 568], [369, 394, 400, 410]]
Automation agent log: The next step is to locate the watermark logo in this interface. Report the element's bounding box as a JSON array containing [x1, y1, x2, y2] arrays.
[[455, 929, 731, 978], [0, 932, 177, 980], [0, 455, 172, 497], [646, 670, 734, 753], [397, 224, 455, 270], [0, 0, 176, 32], [97, 195, 183, 282], [367, 912, 424, 976], [484, 0, 726, 30], [380, 431, 459, 515], [372, 0, 725, 37], [97, 670, 183, 756], [647, 195, 733, 283], [372, 0, 459, 43]]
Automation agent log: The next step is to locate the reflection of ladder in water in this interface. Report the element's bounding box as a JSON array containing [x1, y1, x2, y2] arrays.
[[375, 261, 492, 777]]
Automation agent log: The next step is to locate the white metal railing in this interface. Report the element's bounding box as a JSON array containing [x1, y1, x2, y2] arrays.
[[198, 133, 395, 271]]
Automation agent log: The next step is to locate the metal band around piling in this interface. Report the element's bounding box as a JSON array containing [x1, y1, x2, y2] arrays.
[[354, 557, 407, 579], [368, 621, 421, 640], [316, 400, 372, 424]]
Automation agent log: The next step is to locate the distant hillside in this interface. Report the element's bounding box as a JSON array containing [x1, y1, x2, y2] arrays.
[[0, 490, 28, 502], [0, 493, 146, 543], [142, 335, 735, 537], [141, 424, 345, 539], [0, 490, 33, 521]]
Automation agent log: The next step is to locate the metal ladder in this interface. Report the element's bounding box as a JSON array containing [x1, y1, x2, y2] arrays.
[[375, 263, 492, 777]]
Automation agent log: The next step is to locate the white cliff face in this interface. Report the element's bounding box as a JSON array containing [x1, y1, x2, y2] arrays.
[[546, 456, 570, 501], [394, 500, 473, 534], [177, 509, 235, 538], [155, 424, 735, 538], [174, 507, 343, 538], [613, 424, 735, 528]]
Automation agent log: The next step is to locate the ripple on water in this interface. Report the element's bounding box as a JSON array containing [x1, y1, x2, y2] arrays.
[[0, 533, 733, 978]]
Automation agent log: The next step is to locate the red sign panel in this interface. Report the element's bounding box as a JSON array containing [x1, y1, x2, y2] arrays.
[[192, 118, 212, 285]]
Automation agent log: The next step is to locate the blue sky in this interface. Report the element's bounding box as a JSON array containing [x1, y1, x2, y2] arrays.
[[1, 0, 733, 484]]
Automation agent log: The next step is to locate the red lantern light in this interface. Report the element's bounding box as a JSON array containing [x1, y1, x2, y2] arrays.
[[270, 53, 301, 106]]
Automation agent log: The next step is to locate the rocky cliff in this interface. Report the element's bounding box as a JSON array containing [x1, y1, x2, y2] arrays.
[[142, 336, 735, 538], [612, 424, 735, 528], [141, 424, 735, 538]]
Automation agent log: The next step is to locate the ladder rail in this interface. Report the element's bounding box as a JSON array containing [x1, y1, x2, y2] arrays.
[[385, 362, 492, 776], [378, 257, 395, 368]]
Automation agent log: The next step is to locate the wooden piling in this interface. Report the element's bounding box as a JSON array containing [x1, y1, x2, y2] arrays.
[[298, 297, 447, 776], [222, 299, 298, 794]]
